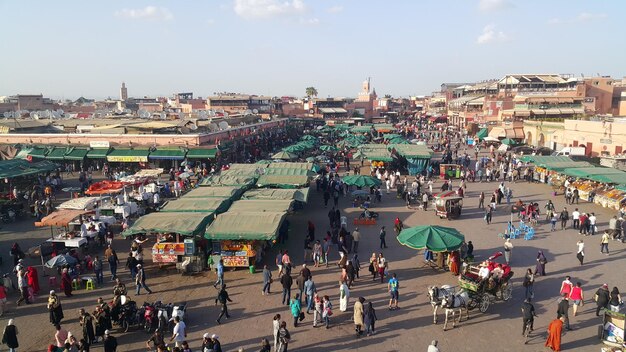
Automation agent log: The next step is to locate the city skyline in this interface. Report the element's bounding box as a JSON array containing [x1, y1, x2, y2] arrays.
[[1, 0, 624, 100]]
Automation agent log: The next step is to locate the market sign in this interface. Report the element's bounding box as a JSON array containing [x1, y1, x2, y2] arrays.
[[90, 141, 110, 148], [222, 255, 249, 267], [152, 242, 185, 256], [153, 254, 177, 263], [107, 155, 148, 162]]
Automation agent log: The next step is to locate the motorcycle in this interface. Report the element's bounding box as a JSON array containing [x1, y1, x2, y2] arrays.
[[143, 302, 157, 333], [118, 300, 139, 332], [358, 206, 379, 220]]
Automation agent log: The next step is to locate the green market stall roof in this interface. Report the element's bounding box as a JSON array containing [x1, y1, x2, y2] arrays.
[[559, 167, 624, 179], [183, 186, 245, 199], [186, 148, 218, 159], [519, 155, 572, 165], [476, 128, 488, 140], [350, 125, 374, 133], [229, 163, 268, 170], [123, 212, 214, 237], [160, 197, 232, 213], [63, 147, 90, 160], [199, 175, 258, 187], [0, 159, 58, 178], [106, 148, 150, 162], [205, 211, 287, 240], [383, 133, 402, 140], [86, 148, 112, 159], [391, 144, 434, 159], [268, 162, 315, 170], [241, 188, 310, 203], [228, 199, 294, 213], [22, 147, 47, 159], [264, 168, 316, 177], [256, 174, 310, 188], [148, 148, 186, 160], [45, 147, 68, 160], [219, 168, 261, 177]]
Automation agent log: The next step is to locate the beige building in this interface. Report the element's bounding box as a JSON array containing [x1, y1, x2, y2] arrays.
[[524, 118, 626, 156]]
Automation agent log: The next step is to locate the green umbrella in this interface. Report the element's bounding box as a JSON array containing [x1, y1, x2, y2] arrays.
[[396, 225, 465, 252], [342, 175, 382, 187], [320, 145, 338, 152], [272, 151, 297, 160], [353, 151, 365, 160], [301, 135, 317, 142], [501, 138, 519, 146], [305, 157, 316, 162]]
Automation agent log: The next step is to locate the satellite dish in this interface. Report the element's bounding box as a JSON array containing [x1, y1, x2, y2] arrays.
[[29, 111, 36, 118], [57, 109, 64, 115], [223, 112, 229, 119], [3, 112, 10, 118], [209, 123, 219, 132], [244, 109, 252, 116], [218, 121, 229, 130], [208, 110, 216, 117], [124, 109, 131, 114], [160, 112, 167, 120], [64, 113, 72, 119], [52, 111, 61, 119], [198, 111, 208, 120], [252, 109, 258, 114], [188, 123, 198, 131]]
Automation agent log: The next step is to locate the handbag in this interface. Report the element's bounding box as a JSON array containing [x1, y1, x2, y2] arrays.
[[299, 312, 305, 321], [594, 293, 599, 302], [326, 308, 333, 316]]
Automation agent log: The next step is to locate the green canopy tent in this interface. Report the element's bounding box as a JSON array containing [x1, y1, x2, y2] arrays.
[[476, 128, 488, 141], [256, 175, 310, 189], [264, 168, 316, 177], [199, 175, 257, 187], [305, 157, 316, 162], [396, 225, 465, 252], [300, 135, 318, 142], [255, 159, 273, 164], [183, 186, 245, 200], [392, 144, 434, 175], [350, 125, 373, 133], [268, 162, 315, 170], [205, 211, 287, 241], [616, 184, 626, 192], [271, 151, 298, 160], [229, 163, 267, 170], [241, 188, 310, 203], [228, 199, 294, 213], [123, 212, 214, 237], [342, 175, 382, 187], [389, 138, 410, 145], [219, 168, 260, 177], [319, 145, 338, 152], [161, 197, 232, 213], [500, 138, 519, 146], [559, 167, 624, 179], [383, 133, 402, 140]]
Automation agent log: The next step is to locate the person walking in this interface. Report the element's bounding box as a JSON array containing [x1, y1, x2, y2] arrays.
[[353, 297, 364, 336], [363, 301, 377, 336], [601, 231, 610, 255], [169, 316, 186, 348], [576, 240, 585, 265], [478, 192, 485, 209], [280, 272, 293, 306], [523, 268, 535, 300], [379, 226, 387, 249], [47, 290, 64, 325], [2, 319, 18, 352], [570, 282, 584, 317], [557, 294, 571, 330], [321, 295, 332, 329], [503, 239, 513, 264], [289, 294, 302, 327], [484, 205, 493, 225], [559, 208, 569, 230], [560, 276, 574, 298], [215, 284, 232, 324], [377, 253, 387, 283], [609, 287, 623, 312], [272, 314, 281, 351], [550, 212, 558, 232], [388, 273, 399, 310], [369, 253, 378, 281], [572, 208, 580, 230], [213, 259, 224, 288], [304, 277, 316, 314], [79, 308, 95, 346], [16, 269, 30, 306], [135, 264, 153, 295], [339, 281, 350, 312], [428, 340, 440, 352], [589, 213, 597, 235], [534, 250, 547, 276], [545, 317, 564, 351], [276, 321, 290, 352], [262, 265, 272, 295], [521, 298, 536, 336], [351, 228, 361, 253], [103, 330, 118, 352], [106, 248, 119, 281], [595, 284, 611, 316]]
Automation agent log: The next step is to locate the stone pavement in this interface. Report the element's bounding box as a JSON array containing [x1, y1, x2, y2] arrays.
[[0, 171, 623, 351]]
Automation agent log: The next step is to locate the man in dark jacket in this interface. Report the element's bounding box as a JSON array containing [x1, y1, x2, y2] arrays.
[[595, 284, 611, 316], [215, 284, 232, 324], [103, 330, 118, 352], [521, 298, 536, 336], [559, 208, 569, 230], [557, 294, 571, 330], [281, 273, 293, 306], [295, 273, 306, 304]]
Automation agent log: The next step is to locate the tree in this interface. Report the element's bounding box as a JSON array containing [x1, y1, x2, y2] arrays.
[[305, 87, 318, 98]]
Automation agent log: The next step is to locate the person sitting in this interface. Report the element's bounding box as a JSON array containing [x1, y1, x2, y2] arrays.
[[478, 262, 491, 280], [491, 264, 504, 282]]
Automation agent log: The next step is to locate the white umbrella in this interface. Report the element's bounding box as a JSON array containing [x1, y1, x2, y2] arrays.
[[483, 136, 500, 142]]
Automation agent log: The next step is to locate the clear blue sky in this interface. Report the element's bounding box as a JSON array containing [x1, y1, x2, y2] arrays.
[[1, 0, 624, 100]]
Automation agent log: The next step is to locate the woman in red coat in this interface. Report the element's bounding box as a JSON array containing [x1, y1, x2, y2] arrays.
[[449, 251, 461, 276], [60, 268, 73, 297], [26, 266, 40, 294]]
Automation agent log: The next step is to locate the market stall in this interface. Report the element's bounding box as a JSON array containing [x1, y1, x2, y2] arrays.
[[228, 200, 293, 213], [256, 175, 310, 189], [35, 209, 94, 249], [595, 187, 626, 210], [240, 188, 310, 203], [160, 197, 232, 214], [183, 186, 245, 200], [205, 211, 287, 268], [571, 179, 600, 201], [198, 175, 258, 187]]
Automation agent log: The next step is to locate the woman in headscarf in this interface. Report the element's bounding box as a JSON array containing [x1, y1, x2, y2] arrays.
[[609, 287, 623, 312], [60, 268, 73, 297], [534, 250, 547, 276], [2, 319, 18, 352], [26, 266, 40, 295], [363, 301, 378, 336], [448, 250, 460, 276], [339, 281, 350, 312], [353, 297, 365, 336], [47, 290, 64, 325]]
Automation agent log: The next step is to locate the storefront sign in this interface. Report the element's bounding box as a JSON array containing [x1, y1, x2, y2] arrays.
[[600, 138, 613, 144], [153, 254, 178, 263], [90, 141, 110, 148], [107, 155, 148, 163], [222, 255, 249, 267], [153, 242, 186, 256]]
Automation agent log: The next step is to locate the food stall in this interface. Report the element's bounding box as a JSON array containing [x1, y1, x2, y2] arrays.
[[595, 188, 626, 210], [601, 310, 625, 349], [439, 164, 462, 180], [241, 188, 310, 203], [183, 186, 245, 200], [571, 179, 599, 201], [228, 199, 294, 213], [205, 211, 287, 269], [35, 209, 94, 251], [123, 211, 214, 267]]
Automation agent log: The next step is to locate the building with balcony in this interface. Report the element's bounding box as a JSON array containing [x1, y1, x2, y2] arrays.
[[497, 74, 584, 98], [502, 95, 586, 121]]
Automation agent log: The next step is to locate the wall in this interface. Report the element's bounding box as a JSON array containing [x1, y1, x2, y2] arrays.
[[584, 77, 614, 114], [562, 119, 626, 156]]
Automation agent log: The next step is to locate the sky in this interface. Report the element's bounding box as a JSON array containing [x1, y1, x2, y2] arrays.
[[1, 0, 624, 100]]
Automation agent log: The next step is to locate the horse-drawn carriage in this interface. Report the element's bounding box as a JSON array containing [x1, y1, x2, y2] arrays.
[[427, 252, 513, 330]]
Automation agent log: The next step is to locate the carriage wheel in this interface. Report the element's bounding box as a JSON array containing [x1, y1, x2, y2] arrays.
[[479, 294, 490, 313], [502, 283, 513, 301]]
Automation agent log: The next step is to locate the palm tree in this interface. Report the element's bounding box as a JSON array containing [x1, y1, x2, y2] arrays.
[[305, 87, 318, 98]]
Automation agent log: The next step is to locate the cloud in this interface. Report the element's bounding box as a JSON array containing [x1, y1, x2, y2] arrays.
[[206, 19, 216, 25], [299, 17, 319, 25], [476, 24, 508, 44], [478, 0, 514, 12], [115, 6, 174, 21], [234, 0, 307, 20], [327, 5, 343, 13], [548, 12, 608, 25]]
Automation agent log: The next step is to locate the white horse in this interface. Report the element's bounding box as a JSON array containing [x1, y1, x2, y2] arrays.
[[427, 285, 455, 324], [440, 290, 470, 331]]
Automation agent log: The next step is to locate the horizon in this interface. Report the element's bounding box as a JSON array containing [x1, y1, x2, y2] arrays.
[[1, 0, 624, 100]]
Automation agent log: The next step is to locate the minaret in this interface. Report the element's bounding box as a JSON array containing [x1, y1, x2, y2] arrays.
[[120, 82, 128, 101]]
